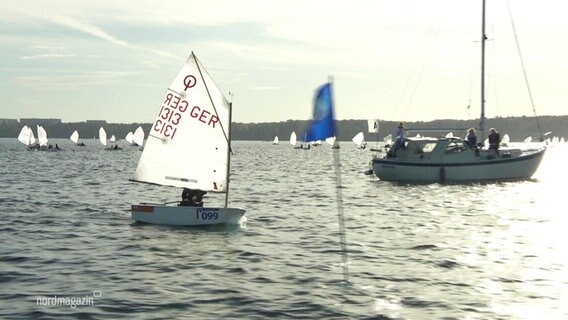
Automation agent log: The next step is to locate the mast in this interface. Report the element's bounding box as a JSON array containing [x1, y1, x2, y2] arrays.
[[479, 0, 487, 141], [224, 94, 234, 208]]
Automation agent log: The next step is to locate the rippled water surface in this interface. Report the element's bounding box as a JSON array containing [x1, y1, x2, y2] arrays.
[[1, 138, 567, 319]]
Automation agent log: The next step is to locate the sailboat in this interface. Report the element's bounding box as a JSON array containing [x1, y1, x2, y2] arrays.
[[290, 131, 301, 149], [99, 127, 107, 147], [352, 132, 367, 149], [326, 136, 339, 149], [130, 52, 245, 226], [37, 125, 48, 149], [272, 136, 279, 145], [17, 125, 38, 150], [125, 131, 134, 144], [132, 126, 145, 147], [70, 130, 85, 146], [100, 127, 121, 150], [370, 1, 546, 182]]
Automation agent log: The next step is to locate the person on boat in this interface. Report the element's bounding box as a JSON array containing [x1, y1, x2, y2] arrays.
[[392, 122, 405, 153], [55, 143, 60, 150], [488, 128, 501, 155], [465, 128, 477, 146], [179, 188, 207, 207], [465, 128, 479, 156]]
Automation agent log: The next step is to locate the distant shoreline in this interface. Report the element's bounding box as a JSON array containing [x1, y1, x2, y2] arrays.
[[2, 115, 567, 141]]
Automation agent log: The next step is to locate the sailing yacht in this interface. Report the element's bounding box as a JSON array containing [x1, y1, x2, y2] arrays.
[[370, 0, 546, 182]]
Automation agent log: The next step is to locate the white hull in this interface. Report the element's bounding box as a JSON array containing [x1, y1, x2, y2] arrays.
[[372, 148, 545, 182], [131, 204, 245, 226]]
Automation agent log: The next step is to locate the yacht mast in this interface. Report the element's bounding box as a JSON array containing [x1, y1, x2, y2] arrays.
[[479, 0, 487, 141]]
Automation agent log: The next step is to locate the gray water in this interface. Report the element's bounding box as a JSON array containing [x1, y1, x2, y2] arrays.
[[1, 138, 567, 319]]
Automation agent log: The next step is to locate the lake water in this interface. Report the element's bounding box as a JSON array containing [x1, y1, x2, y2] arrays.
[[1, 138, 567, 319]]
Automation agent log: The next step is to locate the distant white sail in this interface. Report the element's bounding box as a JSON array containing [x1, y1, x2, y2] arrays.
[[524, 136, 532, 143], [133, 126, 145, 146], [368, 119, 379, 133], [29, 128, 36, 145], [133, 52, 231, 192], [273, 136, 279, 145], [445, 132, 454, 138], [325, 136, 336, 145], [352, 131, 366, 147], [125, 132, 134, 144], [99, 127, 107, 146], [37, 125, 48, 147], [290, 132, 297, 146], [501, 133, 510, 146], [17, 125, 31, 146], [70, 130, 79, 144], [110, 135, 116, 143]]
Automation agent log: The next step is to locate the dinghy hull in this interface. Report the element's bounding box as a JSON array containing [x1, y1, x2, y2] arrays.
[[131, 205, 245, 226]]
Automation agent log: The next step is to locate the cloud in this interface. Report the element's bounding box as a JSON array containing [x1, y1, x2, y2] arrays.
[[12, 71, 140, 88], [251, 86, 282, 91], [21, 54, 76, 60]]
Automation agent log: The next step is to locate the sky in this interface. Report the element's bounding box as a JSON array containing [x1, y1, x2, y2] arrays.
[[1, 0, 567, 124]]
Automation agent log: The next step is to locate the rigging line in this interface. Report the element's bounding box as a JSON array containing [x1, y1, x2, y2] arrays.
[[400, 26, 440, 122], [192, 52, 231, 145], [506, 0, 544, 139]]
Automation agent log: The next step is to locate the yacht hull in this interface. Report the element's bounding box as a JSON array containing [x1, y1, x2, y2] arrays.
[[372, 148, 546, 182]]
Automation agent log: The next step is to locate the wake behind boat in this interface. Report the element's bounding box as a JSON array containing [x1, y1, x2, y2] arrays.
[[370, 0, 546, 183], [130, 52, 245, 226]]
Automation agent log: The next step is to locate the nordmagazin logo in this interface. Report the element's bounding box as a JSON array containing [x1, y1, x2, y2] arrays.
[[36, 291, 102, 309]]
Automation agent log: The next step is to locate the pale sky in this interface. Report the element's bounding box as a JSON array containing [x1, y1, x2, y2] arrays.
[[1, 0, 566, 124]]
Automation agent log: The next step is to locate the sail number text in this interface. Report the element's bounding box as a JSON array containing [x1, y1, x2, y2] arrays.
[[196, 209, 219, 221], [153, 90, 220, 140]]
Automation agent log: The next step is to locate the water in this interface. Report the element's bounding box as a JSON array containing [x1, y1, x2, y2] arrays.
[[1, 138, 567, 319]]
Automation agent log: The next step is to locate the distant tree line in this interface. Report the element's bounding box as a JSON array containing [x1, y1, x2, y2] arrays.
[[1, 116, 567, 142]]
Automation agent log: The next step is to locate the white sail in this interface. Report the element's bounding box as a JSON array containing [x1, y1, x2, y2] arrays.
[[325, 136, 336, 145], [29, 128, 36, 145], [125, 132, 134, 144], [133, 126, 145, 146], [70, 130, 79, 144], [37, 125, 48, 147], [18, 126, 30, 146], [99, 127, 107, 146], [368, 119, 379, 133], [133, 52, 230, 193], [273, 136, 279, 145], [501, 133, 510, 146], [290, 132, 297, 146], [524, 136, 532, 143], [352, 131, 365, 147], [110, 135, 116, 143]]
